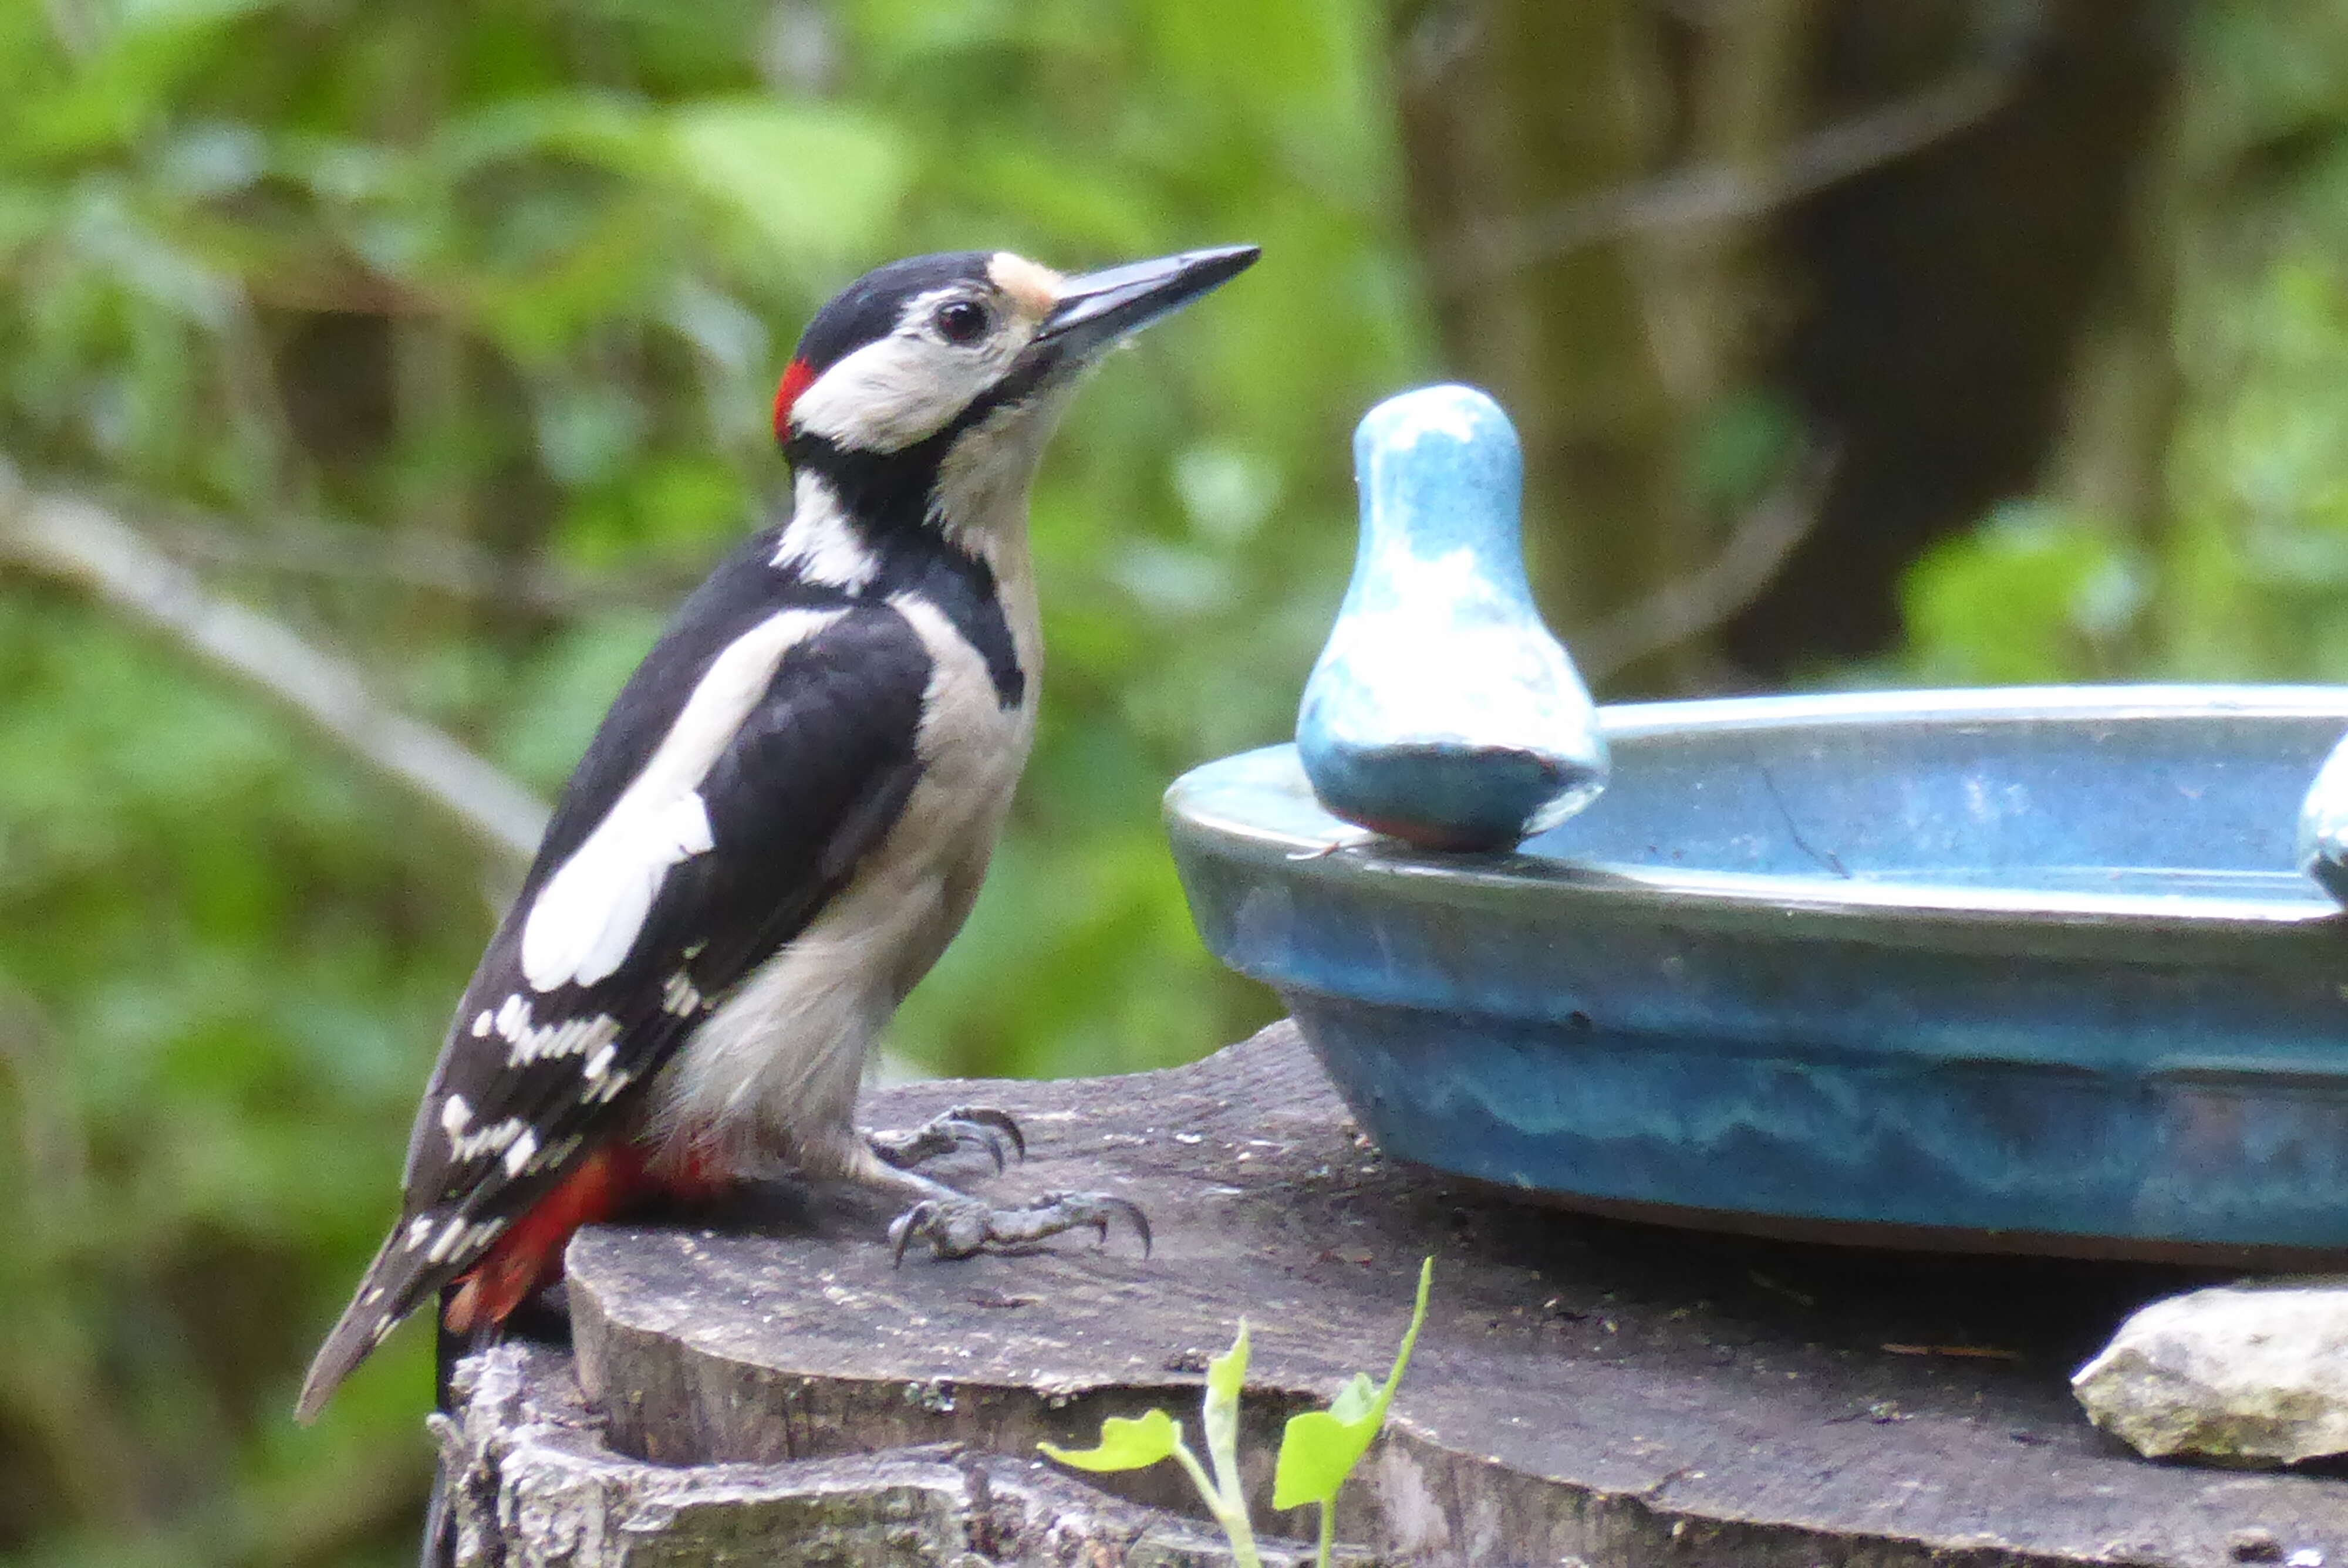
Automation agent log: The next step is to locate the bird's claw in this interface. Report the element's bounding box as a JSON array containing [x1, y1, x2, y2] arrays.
[[867, 1105, 1027, 1174], [888, 1191, 1152, 1266]]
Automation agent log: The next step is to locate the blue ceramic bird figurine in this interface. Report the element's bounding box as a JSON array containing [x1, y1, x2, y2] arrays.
[[2298, 729, 2348, 905], [1297, 384, 1608, 851]]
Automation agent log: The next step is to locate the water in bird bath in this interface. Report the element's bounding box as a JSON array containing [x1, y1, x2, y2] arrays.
[[1497, 688, 2348, 914]]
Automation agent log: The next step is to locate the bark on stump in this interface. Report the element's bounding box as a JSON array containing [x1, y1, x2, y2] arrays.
[[443, 1021, 2348, 1566]]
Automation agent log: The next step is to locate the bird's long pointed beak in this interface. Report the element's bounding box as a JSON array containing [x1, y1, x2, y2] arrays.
[[1035, 244, 1260, 359]]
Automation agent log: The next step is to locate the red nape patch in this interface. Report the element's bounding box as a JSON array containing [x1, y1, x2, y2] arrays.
[[442, 1141, 730, 1335], [772, 357, 817, 442]]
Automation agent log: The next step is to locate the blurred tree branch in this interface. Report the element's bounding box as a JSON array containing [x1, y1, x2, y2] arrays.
[[141, 505, 690, 615], [0, 466, 548, 869], [1438, 46, 2022, 286], [1576, 442, 1838, 683]]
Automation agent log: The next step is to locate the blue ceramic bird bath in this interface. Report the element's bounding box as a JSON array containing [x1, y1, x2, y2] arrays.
[[1167, 685, 2348, 1262]]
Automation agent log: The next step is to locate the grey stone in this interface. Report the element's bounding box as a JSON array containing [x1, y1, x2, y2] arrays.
[[2073, 1283, 2348, 1466]]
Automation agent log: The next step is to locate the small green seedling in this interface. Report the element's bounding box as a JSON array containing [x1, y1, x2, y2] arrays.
[[1040, 1256, 1433, 1568]]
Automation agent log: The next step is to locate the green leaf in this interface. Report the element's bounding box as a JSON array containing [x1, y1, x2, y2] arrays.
[[1203, 1318, 1250, 1505], [1039, 1408, 1182, 1473], [1902, 502, 2148, 685], [1269, 1408, 1354, 1510], [1322, 1373, 1377, 1426], [665, 101, 909, 265], [1271, 1258, 1432, 1510]]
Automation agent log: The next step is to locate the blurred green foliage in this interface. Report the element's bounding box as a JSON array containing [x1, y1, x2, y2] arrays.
[[0, 0, 1419, 1560], [1901, 1, 2348, 690], [14, 0, 2348, 1563]]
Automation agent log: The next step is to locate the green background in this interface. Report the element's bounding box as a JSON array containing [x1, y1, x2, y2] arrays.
[[5, 1, 2345, 1562]]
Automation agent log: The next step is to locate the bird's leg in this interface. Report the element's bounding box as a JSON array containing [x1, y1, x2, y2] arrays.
[[832, 1138, 1151, 1263], [888, 1190, 1152, 1264], [864, 1104, 1025, 1173]]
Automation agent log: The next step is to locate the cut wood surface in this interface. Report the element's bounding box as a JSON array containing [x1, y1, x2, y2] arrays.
[[437, 1341, 1346, 1566], [547, 1020, 2348, 1565]]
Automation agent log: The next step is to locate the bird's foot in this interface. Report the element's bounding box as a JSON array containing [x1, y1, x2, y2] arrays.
[[888, 1191, 1151, 1264], [866, 1106, 1025, 1174]]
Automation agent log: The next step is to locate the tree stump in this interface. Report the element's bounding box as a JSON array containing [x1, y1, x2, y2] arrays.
[[443, 1021, 2348, 1566]]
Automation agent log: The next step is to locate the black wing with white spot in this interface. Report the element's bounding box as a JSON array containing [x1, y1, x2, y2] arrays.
[[296, 576, 932, 1418]]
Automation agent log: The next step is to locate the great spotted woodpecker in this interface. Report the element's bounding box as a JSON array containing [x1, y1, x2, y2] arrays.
[[296, 243, 1257, 1424]]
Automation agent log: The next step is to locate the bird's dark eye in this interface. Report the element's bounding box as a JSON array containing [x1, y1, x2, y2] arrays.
[[935, 299, 990, 345]]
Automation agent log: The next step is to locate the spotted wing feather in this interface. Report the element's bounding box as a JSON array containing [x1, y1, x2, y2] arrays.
[[296, 585, 930, 1420]]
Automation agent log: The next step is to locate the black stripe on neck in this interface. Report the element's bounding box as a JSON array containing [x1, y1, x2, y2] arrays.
[[873, 541, 1025, 712], [780, 359, 1055, 713], [781, 351, 1058, 540]]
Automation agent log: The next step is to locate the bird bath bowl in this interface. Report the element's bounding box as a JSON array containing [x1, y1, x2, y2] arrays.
[[1166, 685, 2348, 1262]]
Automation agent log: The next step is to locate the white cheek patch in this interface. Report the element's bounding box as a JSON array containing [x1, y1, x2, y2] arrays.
[[790, 288, 1037, 455], [519, 607, 848, 991], [791, 333, 996, 452]]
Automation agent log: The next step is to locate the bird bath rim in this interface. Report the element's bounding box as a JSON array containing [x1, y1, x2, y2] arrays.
[[1172, 682, 2348, 941]]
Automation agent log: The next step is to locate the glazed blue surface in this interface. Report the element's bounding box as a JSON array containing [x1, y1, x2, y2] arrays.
[[2299, 726, 2348, 904], [1296, 386, 1607, 850], [1168, 687, 2348, 1255]]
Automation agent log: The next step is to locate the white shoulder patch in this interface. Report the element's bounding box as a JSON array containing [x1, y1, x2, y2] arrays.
[[519, 793, 710, 991], [520, 606, 847, 991]]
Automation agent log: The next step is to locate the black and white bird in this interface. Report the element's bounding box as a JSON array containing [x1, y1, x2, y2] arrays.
[[296, 242, 1258, 1424]]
